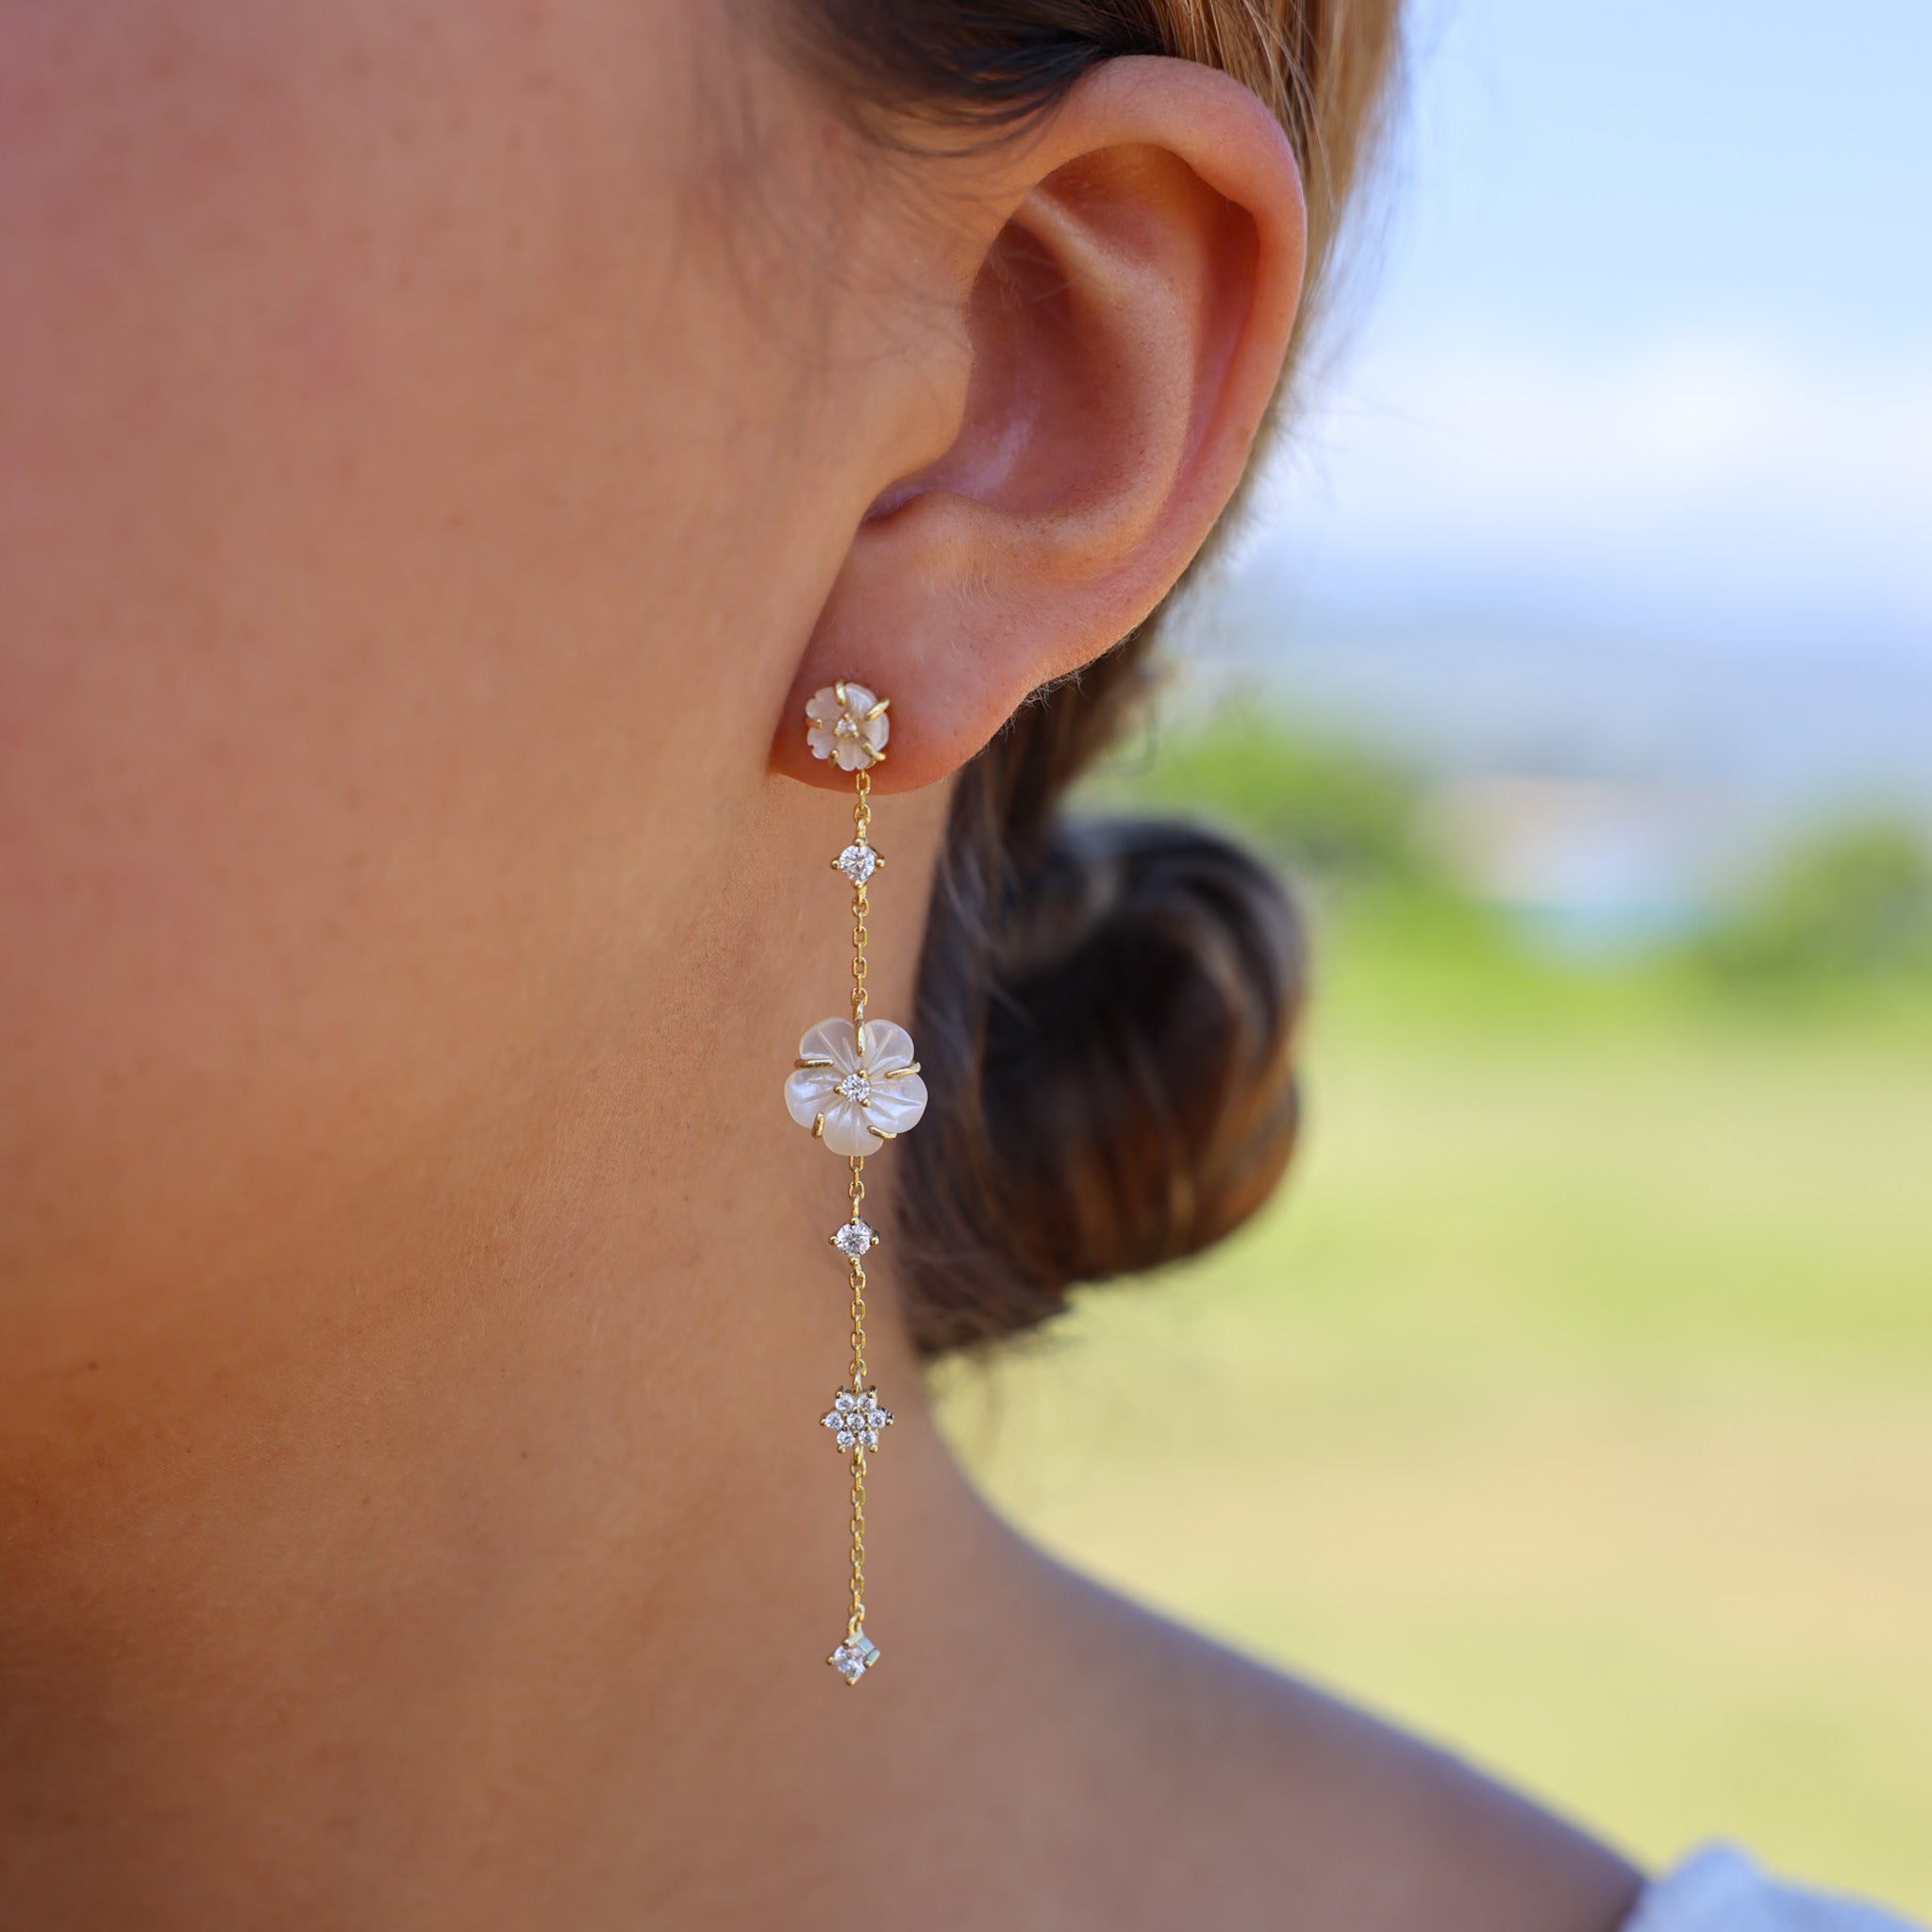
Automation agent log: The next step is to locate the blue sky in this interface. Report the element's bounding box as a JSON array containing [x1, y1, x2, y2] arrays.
[[1242, 0, 1932, 654]]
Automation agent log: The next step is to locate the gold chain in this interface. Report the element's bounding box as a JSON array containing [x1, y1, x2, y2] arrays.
[[849, 770, 871, 1028], [845, 767, 871, 1638]]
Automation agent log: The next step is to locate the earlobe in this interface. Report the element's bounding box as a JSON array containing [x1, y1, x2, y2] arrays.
[[773, 56, 1307, 793]]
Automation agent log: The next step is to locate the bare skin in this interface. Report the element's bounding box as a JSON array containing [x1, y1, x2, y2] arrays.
[[0, 3, 1644, 1926]]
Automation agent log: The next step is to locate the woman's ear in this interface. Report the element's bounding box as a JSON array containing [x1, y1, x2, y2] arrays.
[[773, 55, 1307, 791]]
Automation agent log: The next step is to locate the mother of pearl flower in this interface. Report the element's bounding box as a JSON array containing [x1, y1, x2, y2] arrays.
[[785, 1017, 928, 1157], [806, 682, 891, 772]]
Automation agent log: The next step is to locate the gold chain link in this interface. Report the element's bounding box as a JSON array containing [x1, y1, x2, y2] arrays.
[[848, 1448, 868, 1631]]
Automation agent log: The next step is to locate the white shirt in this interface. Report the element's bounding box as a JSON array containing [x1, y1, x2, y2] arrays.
[[1625, 1848, 1923, 1932]]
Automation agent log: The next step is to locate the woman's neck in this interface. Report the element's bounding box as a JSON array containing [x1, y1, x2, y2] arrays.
[[0, 810, 981, 1922], [0, 1058, 1644, 1932], [0, 1055, 1001, 1925]]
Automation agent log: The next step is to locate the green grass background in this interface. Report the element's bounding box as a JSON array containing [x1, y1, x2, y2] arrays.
[[937, 892, 1932, 1908]]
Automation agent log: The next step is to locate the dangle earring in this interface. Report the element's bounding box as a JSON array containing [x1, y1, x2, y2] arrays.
[[781, 680, 929, 1685]]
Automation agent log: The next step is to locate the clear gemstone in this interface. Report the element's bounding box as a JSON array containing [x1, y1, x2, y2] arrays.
[[833, 1218, 875, 1257], [836, 842, 878, 885], [828, 1632, 879, 1682], [825, 1387, 892, 1453], [836, 1071, 872, 1105]]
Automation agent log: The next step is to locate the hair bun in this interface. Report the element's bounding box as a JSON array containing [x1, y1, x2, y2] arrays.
[[901, 789, 1306, 1356]]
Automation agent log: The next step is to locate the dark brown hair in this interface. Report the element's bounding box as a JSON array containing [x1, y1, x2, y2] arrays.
[[791, 0, 1404, 1354]]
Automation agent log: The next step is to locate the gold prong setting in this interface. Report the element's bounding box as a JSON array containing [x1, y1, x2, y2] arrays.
[[828, 1632, 880, 1685], [834, 841, 881, 886], [829, 1216, 879, 1257]]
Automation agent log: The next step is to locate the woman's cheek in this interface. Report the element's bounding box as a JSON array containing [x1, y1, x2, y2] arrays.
[[0, 0, 775, 1316]]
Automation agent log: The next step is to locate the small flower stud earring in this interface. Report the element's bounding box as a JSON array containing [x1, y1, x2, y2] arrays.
[[782, 679, 928, 1684]]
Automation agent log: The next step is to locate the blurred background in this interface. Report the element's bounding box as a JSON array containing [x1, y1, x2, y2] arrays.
[[938, 0, 1932, 1907]]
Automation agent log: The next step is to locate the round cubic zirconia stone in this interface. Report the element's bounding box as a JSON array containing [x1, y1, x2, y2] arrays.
[[836, 1072, 873, 1105], [829, 1632, 879, 1682], [836, 842, 878, 885], [833, 1218, 875, 1257]]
